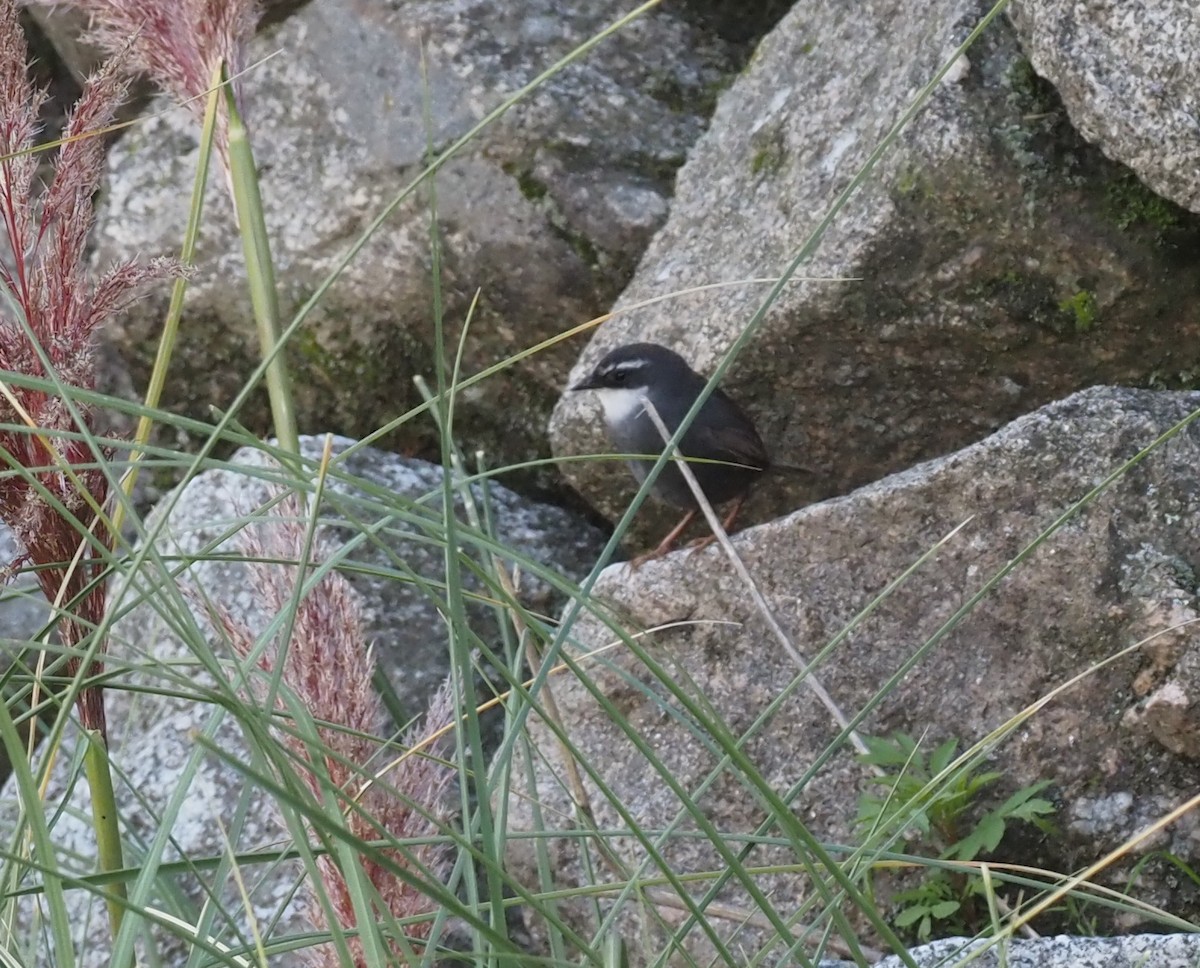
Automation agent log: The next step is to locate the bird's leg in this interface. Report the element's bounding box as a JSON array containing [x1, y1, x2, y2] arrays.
[[627, 509, 697, 570], [686, 493, 747, 555]]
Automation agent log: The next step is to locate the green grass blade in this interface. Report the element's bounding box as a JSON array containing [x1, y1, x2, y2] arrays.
[[223, 65, 299, 456], [0, 691, 76, 968], [82, 730, 126, 943]]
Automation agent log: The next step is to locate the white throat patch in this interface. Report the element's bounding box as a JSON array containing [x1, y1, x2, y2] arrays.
[[594, 387, 647, 429]]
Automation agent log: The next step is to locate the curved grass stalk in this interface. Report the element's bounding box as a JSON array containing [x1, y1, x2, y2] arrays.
[[113, 61, 223, 533]]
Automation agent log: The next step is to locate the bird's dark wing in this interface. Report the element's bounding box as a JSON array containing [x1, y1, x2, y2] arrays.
[[691, 392, 770, 470], [698, 425, 769, 469]]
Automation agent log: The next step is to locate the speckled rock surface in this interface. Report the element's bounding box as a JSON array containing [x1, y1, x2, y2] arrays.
[[0, 523, 55, 776], [0, 435, 606, 965], [513, 387, 1200, 962], [1008, 0, 1200, 213], [0, 523, 51, 649], [90, 0, 735, 489], [859, 933, 1200, 967], [551, 0, 1200, 544]]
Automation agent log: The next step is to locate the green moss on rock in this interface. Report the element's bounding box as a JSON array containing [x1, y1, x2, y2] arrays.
[[748, 125, 786, 176], [1104, 172, 1180, 235]]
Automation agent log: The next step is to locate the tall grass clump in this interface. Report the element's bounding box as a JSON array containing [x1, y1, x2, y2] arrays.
[[0, 1, 183, 943]]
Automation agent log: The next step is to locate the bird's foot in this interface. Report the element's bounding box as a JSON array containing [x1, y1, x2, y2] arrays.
[[625, 549, 657, 571], [683, 496, 745, 557], [624, 510, 697, 571], [625, 534, 681, 571]]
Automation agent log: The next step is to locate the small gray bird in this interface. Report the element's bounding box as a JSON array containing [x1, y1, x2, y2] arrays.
[[571, 342, 771, 565]]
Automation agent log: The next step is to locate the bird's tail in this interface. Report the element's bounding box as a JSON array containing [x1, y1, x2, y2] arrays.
[[766, 462, 816, 477]]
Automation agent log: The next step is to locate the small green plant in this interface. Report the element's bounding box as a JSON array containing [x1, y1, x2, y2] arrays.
[[857, 733, 1057, 942], [889, 870, 970, 942], [1058, 289, 1098, 332]]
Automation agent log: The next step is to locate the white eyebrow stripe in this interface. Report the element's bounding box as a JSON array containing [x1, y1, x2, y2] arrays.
[[605, 359, 648, 374]]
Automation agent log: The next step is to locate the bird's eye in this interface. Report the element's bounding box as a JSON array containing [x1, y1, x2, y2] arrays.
[[610, 370, 627, 385]]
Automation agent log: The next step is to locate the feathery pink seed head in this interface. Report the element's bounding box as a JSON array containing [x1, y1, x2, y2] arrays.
[[29, 0, 263, 145], [225, 491, 455, 960], [0, 0, 183, 734]]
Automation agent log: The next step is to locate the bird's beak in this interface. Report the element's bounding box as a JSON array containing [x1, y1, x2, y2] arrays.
[[570, 373, 600, 392]]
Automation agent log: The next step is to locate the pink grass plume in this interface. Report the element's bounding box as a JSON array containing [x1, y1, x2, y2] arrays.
[[222, 489, 456, 964], [0, 0, 181, 735]]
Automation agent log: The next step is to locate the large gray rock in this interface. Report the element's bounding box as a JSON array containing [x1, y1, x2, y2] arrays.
[[1, 436, 606, 965], [155, 435, 607, 719], [1008, 0, 1200, 213], [89, 0, 736, 490], [512, 387, 1200, 962], [551, 0, 1200, 544]]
